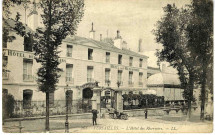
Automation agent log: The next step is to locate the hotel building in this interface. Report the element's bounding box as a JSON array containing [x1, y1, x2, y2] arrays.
[[2, 19, 148, 115]]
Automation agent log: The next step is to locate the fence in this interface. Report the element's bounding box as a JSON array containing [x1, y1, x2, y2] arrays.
[[10, 99, 92, 118]]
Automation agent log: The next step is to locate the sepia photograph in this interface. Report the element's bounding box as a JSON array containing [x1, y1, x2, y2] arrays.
[[1, 0, 214, 133]]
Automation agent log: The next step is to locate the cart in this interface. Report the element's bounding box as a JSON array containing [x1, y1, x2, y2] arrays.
[[107, 108, 128, 120]]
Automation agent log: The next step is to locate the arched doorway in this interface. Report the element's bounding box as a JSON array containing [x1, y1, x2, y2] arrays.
[[23, 89, 33, 109], [82, 88, 93, 113], [83, 88, 93, 99]]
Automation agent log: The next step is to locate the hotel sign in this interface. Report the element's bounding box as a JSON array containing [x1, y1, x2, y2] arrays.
[[3, 49, 66, 63], [110, 64, 139, 72]]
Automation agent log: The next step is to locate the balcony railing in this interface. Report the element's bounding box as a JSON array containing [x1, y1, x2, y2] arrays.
[[87, 78, 94, 83], [139, 82, 143, 86], [106, 58, 110, 63], [2, 72, 9, 80], [23, 74, 34, 82], [117, 81, 123, 87], [128, 81, 134, 87], [66, 77, 74, 84], [88, 56, 93, 60], [105, 80, 111, 86], [129, 63, 132, 67], [67, 52, 72, 57]]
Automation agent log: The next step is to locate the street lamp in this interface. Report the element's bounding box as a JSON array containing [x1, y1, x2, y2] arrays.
[[64, 84, 70, 133]]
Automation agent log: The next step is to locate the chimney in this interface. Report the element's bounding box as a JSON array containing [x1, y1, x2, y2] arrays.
[[100, 34, 102, 41], [122, 41, 127, 49], [138, 39, 143, 52], [89, 22, 95, 40], [116, 30, 121, 39], [114, 30, 122, 49]]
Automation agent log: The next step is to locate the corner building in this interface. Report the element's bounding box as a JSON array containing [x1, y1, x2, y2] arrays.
[[2, 20, 148, 115]]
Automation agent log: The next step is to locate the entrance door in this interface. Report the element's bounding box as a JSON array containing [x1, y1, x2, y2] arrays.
[[82, 88, 93, 113]]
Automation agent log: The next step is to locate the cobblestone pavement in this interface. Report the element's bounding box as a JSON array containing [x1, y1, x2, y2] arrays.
[[3, 112, 213, 133]]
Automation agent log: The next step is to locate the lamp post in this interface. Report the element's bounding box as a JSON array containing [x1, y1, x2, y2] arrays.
[[115, 81, 121, 109], [64, 85, 69, 133]]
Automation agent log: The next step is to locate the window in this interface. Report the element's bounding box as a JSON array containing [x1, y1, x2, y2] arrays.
[[66, 64, 73, 84], [139, 72, 143, 86], [67, 45, 73, 57], [117, 70, 123, 84], [23, 59, 33, 81], [106, 52, 110, 63], [88, 48, 93, 60], [49, 92, 54, 107], [3, 56, 8, 68], [105, 68, 111, 86], [139, 59, 143, 67], [87, 66, 94, 82], [23, 90, 33, 109], [118, 54, 122, 64], [24, 34, 33, 52], [129, 71, 133, 86], [129, 57, 133, 66]]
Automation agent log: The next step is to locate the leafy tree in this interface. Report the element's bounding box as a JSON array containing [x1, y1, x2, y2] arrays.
[[153, 4, 198, 118], [3, 93, 15, 119], [186, 0, 213, 120], [33, 0, 84, 131], [3, 0, 31, 46]]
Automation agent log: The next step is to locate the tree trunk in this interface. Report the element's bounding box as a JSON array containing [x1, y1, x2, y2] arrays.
[[200, 64, 207, 121], [187, 74, 194, 119], [45, 92, 50, 132]]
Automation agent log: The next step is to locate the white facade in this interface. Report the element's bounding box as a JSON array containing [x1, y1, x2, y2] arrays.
[[2, 27, 148, 103]]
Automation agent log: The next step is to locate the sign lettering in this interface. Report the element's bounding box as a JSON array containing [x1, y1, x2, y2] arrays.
[[3, 49, 66, 63], [110, 64, 139, 72]]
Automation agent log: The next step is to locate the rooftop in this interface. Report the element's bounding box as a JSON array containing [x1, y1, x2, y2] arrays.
[[147, 72, 181, 86], [64, 36, 148, 58]]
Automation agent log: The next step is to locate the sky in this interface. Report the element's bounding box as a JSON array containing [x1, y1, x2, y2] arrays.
[[77, 0, 192, 52], [7, 0, 192, 67]]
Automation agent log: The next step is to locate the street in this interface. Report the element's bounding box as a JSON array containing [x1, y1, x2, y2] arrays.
[[3, 111, 213, 133]]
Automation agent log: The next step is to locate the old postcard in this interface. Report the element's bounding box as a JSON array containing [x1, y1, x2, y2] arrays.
[[1, 0, 213, 133]]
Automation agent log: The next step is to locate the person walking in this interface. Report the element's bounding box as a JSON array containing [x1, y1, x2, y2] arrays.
[[92, 109, 98, 125], [145, 109, 148, 119]]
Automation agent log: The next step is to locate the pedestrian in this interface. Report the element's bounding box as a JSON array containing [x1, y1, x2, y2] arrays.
[[145, 109, 148, 119], [92, 109, 98, 125]]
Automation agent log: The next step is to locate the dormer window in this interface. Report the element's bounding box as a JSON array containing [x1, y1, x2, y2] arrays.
[[67, 45, 73, 57], [129, 57, 133, 66], [118, 54, 122, 64], [139, 58, 143, 67], [24, 34, 33, 52], [88, 48, 93, 60], [106, 52, 110, 63]]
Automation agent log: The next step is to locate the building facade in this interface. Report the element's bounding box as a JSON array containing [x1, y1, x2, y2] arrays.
[[2, 20, 148, 116]]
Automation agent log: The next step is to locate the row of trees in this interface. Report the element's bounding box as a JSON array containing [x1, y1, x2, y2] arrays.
[[153, 0, 213, 120], [3, 0, 84, 132]]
